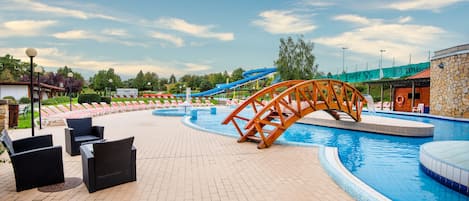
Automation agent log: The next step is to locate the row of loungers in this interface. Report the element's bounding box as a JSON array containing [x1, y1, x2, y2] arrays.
[[40, 99, 214, 126]]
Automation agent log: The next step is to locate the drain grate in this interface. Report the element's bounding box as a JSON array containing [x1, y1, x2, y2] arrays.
[[38, 177, 82, 192]]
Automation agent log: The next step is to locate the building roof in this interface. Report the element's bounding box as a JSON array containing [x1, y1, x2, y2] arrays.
[[0, 81, 65, 91], [408, 68, 430, 79]]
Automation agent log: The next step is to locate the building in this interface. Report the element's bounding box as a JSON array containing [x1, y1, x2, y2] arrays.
[[0, 81, 65, 101]]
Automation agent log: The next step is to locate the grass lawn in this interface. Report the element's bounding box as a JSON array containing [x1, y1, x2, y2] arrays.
[[17, 111, 39, 129]]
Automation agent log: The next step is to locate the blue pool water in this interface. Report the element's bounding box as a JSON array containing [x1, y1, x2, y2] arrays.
[[187, 108, 469, 201]]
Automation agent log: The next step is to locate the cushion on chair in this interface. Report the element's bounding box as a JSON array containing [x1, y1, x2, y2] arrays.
[[66, 118, 92, 136], [75, 135, 101, 142], [1, 129, 15, 154]]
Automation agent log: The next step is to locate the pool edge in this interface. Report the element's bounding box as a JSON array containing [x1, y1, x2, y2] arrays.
[[318, 146, 391, 201]]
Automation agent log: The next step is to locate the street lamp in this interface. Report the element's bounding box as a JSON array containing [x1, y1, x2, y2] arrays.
[[35, 66, 44, 129], [147, 82, 151, 91], [342, 47, 348, 81], [25, 48, 37, 136], [108, 78, 113, 96], [67, 72, 74, 111], [379, 49, 386, 79]]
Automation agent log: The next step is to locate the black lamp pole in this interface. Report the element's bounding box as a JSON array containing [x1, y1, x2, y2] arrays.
[[25, 48, 37, 136], [68, 72, 73, 111], [37, 69, 42, 129]]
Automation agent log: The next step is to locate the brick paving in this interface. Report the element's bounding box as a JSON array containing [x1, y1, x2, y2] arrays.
[[0, 110, 353, 201]]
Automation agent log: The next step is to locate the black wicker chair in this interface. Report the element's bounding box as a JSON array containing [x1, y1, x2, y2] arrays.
[[80, 137, 136, 193], [0, 129, 65, 192], [65, 117, 104, 156]]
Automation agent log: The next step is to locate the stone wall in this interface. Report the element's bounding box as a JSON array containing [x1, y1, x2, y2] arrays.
[[430, 44, 469, 118], [0, 100, 9, 132]]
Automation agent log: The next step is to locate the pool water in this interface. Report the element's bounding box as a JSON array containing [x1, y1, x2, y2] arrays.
[[188, 108, 469, 201]]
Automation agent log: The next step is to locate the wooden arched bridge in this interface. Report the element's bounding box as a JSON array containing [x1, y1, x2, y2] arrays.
[[222, 79, 367, 149]]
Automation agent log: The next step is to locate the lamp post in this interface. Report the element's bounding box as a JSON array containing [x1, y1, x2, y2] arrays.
[[379, 49, 386, 79], [35, 66, 44, 129], [342, 47, 348, 81], [108, 78, 113, 96], [147, 82, 151, 91], [25, 48, 37, 136], [67, 72, 74, 111]]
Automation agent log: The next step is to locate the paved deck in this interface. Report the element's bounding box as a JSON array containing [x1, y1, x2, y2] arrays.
[[0, 110, 352, 201]]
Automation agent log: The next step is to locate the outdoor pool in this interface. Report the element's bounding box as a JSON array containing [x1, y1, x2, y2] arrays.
[[185, 107, 469, 201]]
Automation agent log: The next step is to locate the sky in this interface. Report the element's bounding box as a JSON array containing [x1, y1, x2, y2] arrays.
[[0, 0, 468, 80]]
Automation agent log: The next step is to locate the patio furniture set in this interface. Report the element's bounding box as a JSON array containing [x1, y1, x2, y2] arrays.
[[1, 117, 136, 193]]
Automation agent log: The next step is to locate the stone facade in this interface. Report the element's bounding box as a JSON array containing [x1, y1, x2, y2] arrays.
[[430, 44, 469, 118], [0, 100, 9, 131]]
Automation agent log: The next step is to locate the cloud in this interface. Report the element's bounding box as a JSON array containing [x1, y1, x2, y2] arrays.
[[150, 31, 184, 47], [0, 20, 57, 37], [252, 10, 316, 34], [53, 29, 146, 47], [102, 29, 129, 37], [184, 63, 211, 71], [333, 14, 378, 25], [53, 30, 97, 40], [314, 15, 447, 63], [386, 0, 466, 11], [5, 0, 121, 21], [156, 17, 234, 41], [398, 16, 413, 24], [301, 0, 335, 7]]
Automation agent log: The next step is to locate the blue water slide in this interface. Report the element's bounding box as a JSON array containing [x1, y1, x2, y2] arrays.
[[175, 67, 276, 97]]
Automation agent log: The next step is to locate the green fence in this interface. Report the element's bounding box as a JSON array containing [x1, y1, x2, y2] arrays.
[[327, 62, 430, 83]]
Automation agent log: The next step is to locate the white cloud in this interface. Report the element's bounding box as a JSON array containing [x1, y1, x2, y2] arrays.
[[156, 17, 234, 41], [6, 0, 121, 21], [53, 30, 146, 47], [314, 15, 447, 63], [0, 20, 57, 37], [301, 0, 335, 7], [398, 16, 413, 23], [150, 31, 184, 47], [102, 29, 129, 37], [53, 30, 98, 40], [333, 14, 378, 25], [184, 63, 211, 71], [252, 10, 316, 34], [386, 0, 466, 11]]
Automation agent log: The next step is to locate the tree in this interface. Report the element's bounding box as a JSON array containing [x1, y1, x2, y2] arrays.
[[169, 74, 176, 84], [0, 68, 15, 81], [89, 68, 122, 94], [0, 54, 29, 81], [132, 70, 145, 90], [231, 67, 245, 82], [274, 36, 317, 81]]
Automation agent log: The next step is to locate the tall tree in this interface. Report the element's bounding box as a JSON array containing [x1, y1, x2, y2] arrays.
[[274, 36, 317, 81], [169, 74, 176, 84], [132, 70, 145, 90]]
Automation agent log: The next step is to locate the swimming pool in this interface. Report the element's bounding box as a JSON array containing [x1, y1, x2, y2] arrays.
[[186, 107, 469, 201]]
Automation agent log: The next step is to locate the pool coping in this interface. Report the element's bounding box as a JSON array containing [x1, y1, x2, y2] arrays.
[[319, 146, 391, 201], [181, 116, 391, 201], [365, 110, 469, 123]]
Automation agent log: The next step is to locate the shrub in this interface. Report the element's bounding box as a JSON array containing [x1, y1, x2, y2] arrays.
[[78, 93, 101, 104], [101, 96, 111, 104], [2, 96, 17, 104], [19, 97, 31, 104], [42, 96, 71, 105]]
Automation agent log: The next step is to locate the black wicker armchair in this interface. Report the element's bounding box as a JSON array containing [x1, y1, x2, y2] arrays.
[[65, 117, 104, 156], [0, 129, 65, 192], [80, 137, 136, 193]]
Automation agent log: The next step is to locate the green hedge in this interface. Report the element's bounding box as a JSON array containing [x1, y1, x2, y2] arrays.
[[78, 93, 101, 104], [19, 97, 30, 104], [101, 96, 111, 104]]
